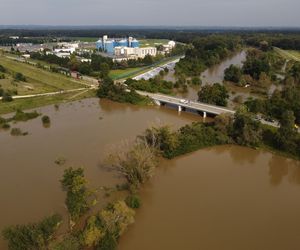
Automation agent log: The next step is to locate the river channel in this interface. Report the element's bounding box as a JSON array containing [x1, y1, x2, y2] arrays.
[[0, 99, 199, 249], [0, 52, 299, 250]]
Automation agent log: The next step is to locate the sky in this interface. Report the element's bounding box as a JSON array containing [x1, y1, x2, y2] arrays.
[[1, 0, 299, 27]]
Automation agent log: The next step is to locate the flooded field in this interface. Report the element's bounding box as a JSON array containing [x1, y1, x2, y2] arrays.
[[0, 98, 199, 249]]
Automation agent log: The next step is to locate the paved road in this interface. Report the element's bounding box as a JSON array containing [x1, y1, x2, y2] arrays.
[[0, 88, 89, 101], [133, 58, 181, 81]]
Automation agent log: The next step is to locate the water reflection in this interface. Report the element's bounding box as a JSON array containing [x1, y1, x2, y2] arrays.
[[269, 155, 300, 186]]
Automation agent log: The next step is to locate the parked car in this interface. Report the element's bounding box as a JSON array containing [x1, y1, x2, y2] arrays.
[[179, 99, 189, 104]]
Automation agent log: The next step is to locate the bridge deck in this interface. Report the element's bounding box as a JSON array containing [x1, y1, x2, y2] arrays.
[[137, 91, 235, 115]]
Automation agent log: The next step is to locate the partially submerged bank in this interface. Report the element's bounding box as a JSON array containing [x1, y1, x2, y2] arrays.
[[0, 89, 96, 115]]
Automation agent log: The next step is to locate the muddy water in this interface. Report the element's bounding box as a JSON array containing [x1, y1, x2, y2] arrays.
[[0, 98, 199, 249], [169, 51, 247, 100], [119, 146, 300, 250]]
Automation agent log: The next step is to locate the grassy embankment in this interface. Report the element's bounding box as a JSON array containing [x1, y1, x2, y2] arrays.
[[0, 56, 94, 114], [0, 90, 96, 115], [274, 47, 300, 61]]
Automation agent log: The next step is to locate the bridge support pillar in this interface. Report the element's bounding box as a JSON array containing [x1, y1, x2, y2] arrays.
[[178, 105, 182, 112], [154, 100, 161, 106], [203, 111, 207, 118]]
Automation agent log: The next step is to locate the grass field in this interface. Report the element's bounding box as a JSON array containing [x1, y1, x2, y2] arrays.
[[0, 90, 96, 115], [274, 47, 300, 61], [0, 55, 84, 95], [109, 67, 143, 80], [139, 39, 170, 48]]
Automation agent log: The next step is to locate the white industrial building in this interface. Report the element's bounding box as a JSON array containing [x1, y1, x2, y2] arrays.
[[114, 46, 157, 61]]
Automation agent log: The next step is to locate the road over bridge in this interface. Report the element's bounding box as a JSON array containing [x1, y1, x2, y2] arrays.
[[137, 91, 235, 117]]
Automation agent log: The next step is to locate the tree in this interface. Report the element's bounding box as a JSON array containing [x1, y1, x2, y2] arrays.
[[106, 140, 158, 187], [214, 113, 233, 135], [61, 168, 91, 222], [99, 63, 110, 79], [191, 76, 202, 85], [82, 216, 104, 248], [289, 62, 300, 83], [100, 201, 135, 237], [242, 49, 271, 80], [142, 125, 179, 155], [2, 92, 13, 102], [231, 108, 262, 147], [224, 64, 242, 83], [275, 110, 298, 153], [14, 72, 26, 82], [198, 83, 229, 106], [2, 214, 62, 250], [0, 64, 6, 73]]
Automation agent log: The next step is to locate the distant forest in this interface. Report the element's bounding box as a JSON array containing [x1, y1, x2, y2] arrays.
[[1, 28, 300, 48]]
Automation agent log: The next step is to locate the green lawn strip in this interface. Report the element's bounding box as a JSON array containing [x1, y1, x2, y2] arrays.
[[0, 90, 96, 115]]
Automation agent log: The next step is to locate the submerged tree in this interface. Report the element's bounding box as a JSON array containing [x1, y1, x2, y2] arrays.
[[2, 214, 62, 250], [106, 140, 158, 187], [61, 167, 91, 224]]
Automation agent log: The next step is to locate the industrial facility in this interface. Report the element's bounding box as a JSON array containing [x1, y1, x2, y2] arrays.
[[96, 35, 140, 54], [96, 35, 159, 61]]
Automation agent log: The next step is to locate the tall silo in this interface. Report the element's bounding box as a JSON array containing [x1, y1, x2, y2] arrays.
[[105, 41, 114, 54], [96, 39, 103, 50], [118, 39, 128, 47], [131, 39, 140, 48]]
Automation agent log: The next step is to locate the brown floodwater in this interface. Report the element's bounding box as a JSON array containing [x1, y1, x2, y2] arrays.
[[0, 74, 299, 249], [168, 50, 247, 101], [119, 146, 300, 250], [0, 98, 199, 249]]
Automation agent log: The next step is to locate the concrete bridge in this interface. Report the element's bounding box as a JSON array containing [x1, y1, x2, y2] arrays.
[[137, 91, 235, 117]]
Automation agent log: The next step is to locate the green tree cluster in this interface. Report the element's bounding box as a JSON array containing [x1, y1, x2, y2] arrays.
[[224, 64, 243, 84], [82, 201, 135, 250], [97, 77, 150, 105], [198, 83, 229, 106], [61, 167, 91, 221], [125, 77, 173, 95], [2, 214, 62, 250]]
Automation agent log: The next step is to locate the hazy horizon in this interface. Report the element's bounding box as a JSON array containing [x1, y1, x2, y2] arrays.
[[1, 0, 300, 27]]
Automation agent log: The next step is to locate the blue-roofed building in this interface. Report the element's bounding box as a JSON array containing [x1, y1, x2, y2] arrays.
[[96, 35, 139, 54]]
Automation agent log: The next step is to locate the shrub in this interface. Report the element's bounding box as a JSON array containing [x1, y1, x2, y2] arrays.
[[191, 76, 202, 85], [125, 195, 141, 209], [14, 72, 26, 82], [10, 128, 27, 136], [1, 123, 10, 130], [2, 92, 13, 102], [0, 64, 6, 73], [42, 115, 51, 124], [12, 110, 39, 122]]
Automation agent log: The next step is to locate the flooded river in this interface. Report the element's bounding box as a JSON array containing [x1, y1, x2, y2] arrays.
[[0, 99, 198, 249], [119, 146, 300, 250], [165, 50, 247, 101], [0, 51, 298, 249]]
